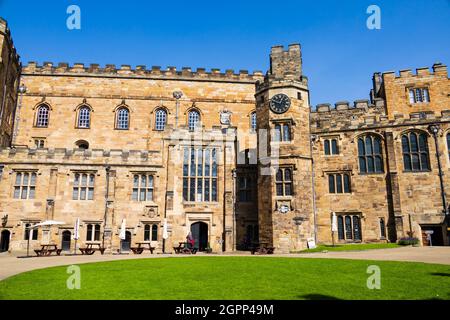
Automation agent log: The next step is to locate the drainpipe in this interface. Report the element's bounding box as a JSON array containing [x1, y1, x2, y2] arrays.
[[102, 165, 111, 250]]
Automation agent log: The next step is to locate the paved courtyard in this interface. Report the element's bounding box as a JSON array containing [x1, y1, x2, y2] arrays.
[[0, 246, 449, 281]]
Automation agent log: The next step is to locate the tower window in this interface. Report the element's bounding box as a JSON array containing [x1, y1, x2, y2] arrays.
[[324, 138, 339, 155], [274, 123, 291, 142], [409, 88, 430, 104], [250, 112, 257, 132], [275, 168, 293, 196]]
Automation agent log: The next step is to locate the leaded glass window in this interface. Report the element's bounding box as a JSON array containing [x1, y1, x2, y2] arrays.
[[182, 147, 218, 202]]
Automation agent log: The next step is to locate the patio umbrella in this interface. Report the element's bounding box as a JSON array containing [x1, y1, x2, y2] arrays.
[[331, 212, 338, 247], [162, 219, 169, 254], [26, 220, 65, 257], [73, 218, 80, 254], [119, 219, 126, 254]]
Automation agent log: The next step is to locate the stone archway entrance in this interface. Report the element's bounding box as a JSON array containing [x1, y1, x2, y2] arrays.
[[0, 230, 10, 252], [190, 222, 208, 251], [61, 230, 71, 251], [121, 231, 132, 252]]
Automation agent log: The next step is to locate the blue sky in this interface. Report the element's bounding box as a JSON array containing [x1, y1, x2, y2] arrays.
[[1, 0, 449, 106]]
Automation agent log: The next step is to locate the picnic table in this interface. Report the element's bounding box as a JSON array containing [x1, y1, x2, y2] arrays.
[[79, 243, 105, 255], [34, 244, 62, 256], [251, 242, 275, 255], [131, 242, 156, 255], [173, 242, 198, 254]]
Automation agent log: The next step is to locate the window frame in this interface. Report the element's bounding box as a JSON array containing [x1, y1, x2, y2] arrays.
[[357, 135, 384, 174], [250, 111, 257, 132], [77, 106, 92, 129], [115, 106, 130, 130], [401, 131, 431, 172], [328, 172, 351, 194], [72, 172, 95, 201], [144, 224, 158, 241], [336, 214, 362, 242], [86, 223, 101, 241], [187, 109, 201, 132], [408, 87, 430, 104], [132, 174, 155, 202], [13, 171, 37, 200], [273, 123, 292, 142], [35, 104, 50, 128], [182, 147, 218, 203], [275, 167, 293, 197], [323, 138, 339, 156], [24, 223, 39, 241], [154, 108, 168, 131]]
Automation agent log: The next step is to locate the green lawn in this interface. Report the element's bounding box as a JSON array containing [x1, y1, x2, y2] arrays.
[[298, 243, 401, 253], [0, 257, 449, 300]]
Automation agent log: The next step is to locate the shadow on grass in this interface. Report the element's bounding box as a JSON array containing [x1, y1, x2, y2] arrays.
[[299, 294, 342, 300], [430, 272, 450, 277]]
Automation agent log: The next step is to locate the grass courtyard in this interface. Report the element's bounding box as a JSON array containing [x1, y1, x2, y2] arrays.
[[0, 257, 449, 300]]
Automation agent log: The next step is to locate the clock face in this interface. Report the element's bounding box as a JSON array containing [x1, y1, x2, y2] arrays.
[[269, 94, 291, 114]]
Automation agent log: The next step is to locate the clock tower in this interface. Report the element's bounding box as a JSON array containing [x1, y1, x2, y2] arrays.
[[255, 44, 314, 253]]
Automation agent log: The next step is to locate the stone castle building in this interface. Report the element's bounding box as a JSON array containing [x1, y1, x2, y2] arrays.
[[0, 17, 449, 253]]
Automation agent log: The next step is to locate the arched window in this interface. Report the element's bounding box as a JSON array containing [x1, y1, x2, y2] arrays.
[[402, 132, 430, 172], [250, 112, 257, 132], [116, 107, 129, 130], [275, 168, 293, 196], [75, 140, 89, 150], [155, 108, 167, 131], [152, 224, 158, 241], [36, 105, 50, 127], [188, 110, 200, 131], [77, 106, 91, 128], [358, 135, 384, 173], [379, 218, 386, 239], [446, 133, 450, 160]]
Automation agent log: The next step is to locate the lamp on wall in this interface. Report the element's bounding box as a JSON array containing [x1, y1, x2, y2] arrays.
[[1, 214, 8, 227]]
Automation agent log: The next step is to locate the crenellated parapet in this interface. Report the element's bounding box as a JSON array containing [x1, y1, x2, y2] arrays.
[[22, 62, 265, 83], [0, 147, 163, 166], [0, 17, 20, 64], [311, 102, 450, 133], [381, 63, 448, 80]]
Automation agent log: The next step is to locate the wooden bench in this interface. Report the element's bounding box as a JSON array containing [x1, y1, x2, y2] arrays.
[[79, 243, 105, 255], [34, 245, 62, 256], [130, 243, 156, 255], [173, 242, 198, 254]]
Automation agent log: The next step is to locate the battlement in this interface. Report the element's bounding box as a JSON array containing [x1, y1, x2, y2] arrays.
[[0, 147, 163, 165], [311, 107, 450, 133], [22, 61, 265, 83], [313, 98, 385, 113], [0, 17, 20, 64], [382, 63, 448, 79]]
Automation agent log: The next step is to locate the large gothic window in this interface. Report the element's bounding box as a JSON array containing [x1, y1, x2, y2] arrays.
[[183, 147, 218, 202], [116, 107, 129, 130], [155, 108, 167, 131], [402, 132, 430, 172], [36, 105, 50, 127], [77, 106, 91, 128], [358, 135, 384, 174], [188, 110, 201, 131]]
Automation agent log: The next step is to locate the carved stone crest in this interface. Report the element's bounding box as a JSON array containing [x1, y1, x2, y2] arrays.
[[144, 205, 159, 218], [220, 110, 231, 125]]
